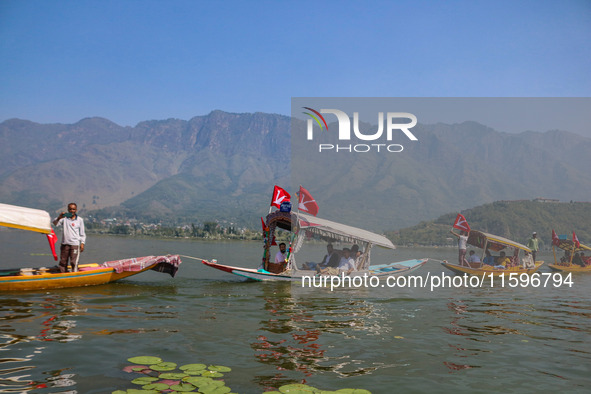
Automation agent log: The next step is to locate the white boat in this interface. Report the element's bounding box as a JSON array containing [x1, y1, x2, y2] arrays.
[[203, 210, 427, 281]]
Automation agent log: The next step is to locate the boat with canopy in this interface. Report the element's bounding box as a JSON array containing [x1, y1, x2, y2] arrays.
[[0, 203, 181, 291], [548, 232, 591, 272], [202, 209, 427, 282], [441, 229, 544, 277]]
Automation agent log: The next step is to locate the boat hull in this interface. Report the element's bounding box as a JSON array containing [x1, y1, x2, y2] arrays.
[[441, 261, 544, 277], [548, 264, 591, 273], [0, 265, 156, 291], [202, 259, 428, 282]]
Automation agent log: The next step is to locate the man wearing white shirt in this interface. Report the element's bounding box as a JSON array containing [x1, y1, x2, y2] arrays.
[[275, 242, 287, 263], [338, 248, 357, 274], [53, 203, 86, 272]]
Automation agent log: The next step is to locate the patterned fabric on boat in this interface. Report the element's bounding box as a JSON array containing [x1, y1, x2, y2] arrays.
[[101, 255, 182, 277]]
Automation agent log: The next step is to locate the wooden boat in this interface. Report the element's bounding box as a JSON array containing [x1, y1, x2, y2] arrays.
[[0, 203, 181, 291], [441, 230, 543, 277], [548, 236, 591, 272], [203, 210, 427, 282]]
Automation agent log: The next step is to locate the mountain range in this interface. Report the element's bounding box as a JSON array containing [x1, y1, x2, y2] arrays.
[[1, 111, 589, 230]]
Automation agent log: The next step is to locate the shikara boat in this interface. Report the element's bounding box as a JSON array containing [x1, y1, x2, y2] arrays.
[[548, 237, 591, 272], [203, 210, 427, 282], [0, 203, 181, 291], [441, 230, 544, 277]]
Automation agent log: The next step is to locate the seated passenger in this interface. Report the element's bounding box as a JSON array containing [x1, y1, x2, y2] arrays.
[[572, 252, 585, 267], [354, 248, 365, 270], [521, 251, 534, 268], [302, 244, 339, 270], [482, 250, 495, 266], [467, 250, 481, 264], [494, 251, 511, 269], [560, 251, 572, 264], [275, 242, 287, 263], [338, 248, 357, 274], [319, 248, 356, 275]]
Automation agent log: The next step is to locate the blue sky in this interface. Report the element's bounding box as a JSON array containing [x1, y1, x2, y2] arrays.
[[0, 0, 589, 128]]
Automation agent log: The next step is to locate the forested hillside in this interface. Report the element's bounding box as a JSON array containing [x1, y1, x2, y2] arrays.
[[386, 201, 591, 248]]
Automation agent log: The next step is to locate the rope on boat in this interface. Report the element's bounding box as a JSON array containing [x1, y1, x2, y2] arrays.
[[178, 254, 209, 262]]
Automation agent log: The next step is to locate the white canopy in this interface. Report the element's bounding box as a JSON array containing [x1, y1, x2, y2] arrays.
[[0, 203, 53, 234], [296, 212, 395, 249]]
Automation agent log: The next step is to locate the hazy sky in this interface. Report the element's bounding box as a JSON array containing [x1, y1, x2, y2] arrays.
[[1, 0, 589, 131]]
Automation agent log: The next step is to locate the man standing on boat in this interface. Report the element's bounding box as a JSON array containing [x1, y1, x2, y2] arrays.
[[527, 232, 539, 263], [450, 229, 469, 266], [53, 203, 86, 273]]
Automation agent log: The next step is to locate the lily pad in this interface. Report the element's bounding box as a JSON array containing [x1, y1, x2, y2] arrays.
[[169, 382, 196, 392], [131, 377, 158, 385], [207, 365, 232, 372], [127, 356, 163, 365], [158, 372, 187, 380], [180, 363, 206, 371], [183, 376, 214, 386], [158, 379, 181, 386], [123, 365, 148, 373], [142, 382, 171, 390], [149, 361, 177, 371], [199, 383, 230, 393], [201, 370, 224, 378], [279, 384, 320, 393]]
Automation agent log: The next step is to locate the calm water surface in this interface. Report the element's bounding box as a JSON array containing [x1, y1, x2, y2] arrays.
[[0, 231, 590, 393]]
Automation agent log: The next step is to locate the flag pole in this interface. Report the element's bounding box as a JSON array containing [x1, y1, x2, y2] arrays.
[[285, 185, 302, 270]]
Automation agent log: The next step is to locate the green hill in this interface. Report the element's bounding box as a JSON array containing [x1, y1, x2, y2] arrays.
[[386, 200, 591, 248]]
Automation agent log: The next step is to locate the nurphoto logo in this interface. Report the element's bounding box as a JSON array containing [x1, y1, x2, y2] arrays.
[[303, 107, 418, 153]]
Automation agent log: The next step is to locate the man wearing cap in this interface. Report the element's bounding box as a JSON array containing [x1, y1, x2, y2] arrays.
[[527, 232, 539, 263]]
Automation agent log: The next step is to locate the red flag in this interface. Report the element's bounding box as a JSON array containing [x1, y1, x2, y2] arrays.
[[46, 229, 58, 261], [297, 186, 319, 216], [573, 231, 580, 248], [270, 186, 291, 209], [452, 214, 470, 232], [261, 217, 266, 231], [551, 229, 560, 246]]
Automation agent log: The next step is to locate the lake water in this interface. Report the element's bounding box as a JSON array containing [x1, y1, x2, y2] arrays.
[[1, 231, 590, 393]]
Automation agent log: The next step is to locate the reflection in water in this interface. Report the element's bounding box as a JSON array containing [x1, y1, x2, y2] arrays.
[[442, 296, 591, 375], [251, 284, 392, 390], [0, 282, 180, 392], [0, 295, 83, 392]]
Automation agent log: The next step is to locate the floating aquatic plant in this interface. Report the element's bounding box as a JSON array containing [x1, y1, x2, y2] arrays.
[[115, 356, 370, 393]]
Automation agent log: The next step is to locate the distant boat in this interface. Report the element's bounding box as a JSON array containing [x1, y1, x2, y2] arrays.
[[203, 209, 427, 282], [0, 203, 181, 291], [441, 230, 543, 277], [548, 236, 591, 272]]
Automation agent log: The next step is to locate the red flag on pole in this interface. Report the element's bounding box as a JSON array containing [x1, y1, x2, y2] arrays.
[[573, 231, 580, 248], [297, 186, 319, 216], [452, 214, 470, 232], [46, 228, 58, 261], [261, 217, 267, 232], [551, 229, 560, 246], [270, 186, 291, 209]]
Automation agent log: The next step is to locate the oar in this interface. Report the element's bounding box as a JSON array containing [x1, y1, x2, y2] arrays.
[[74, 242, 81, 272]]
